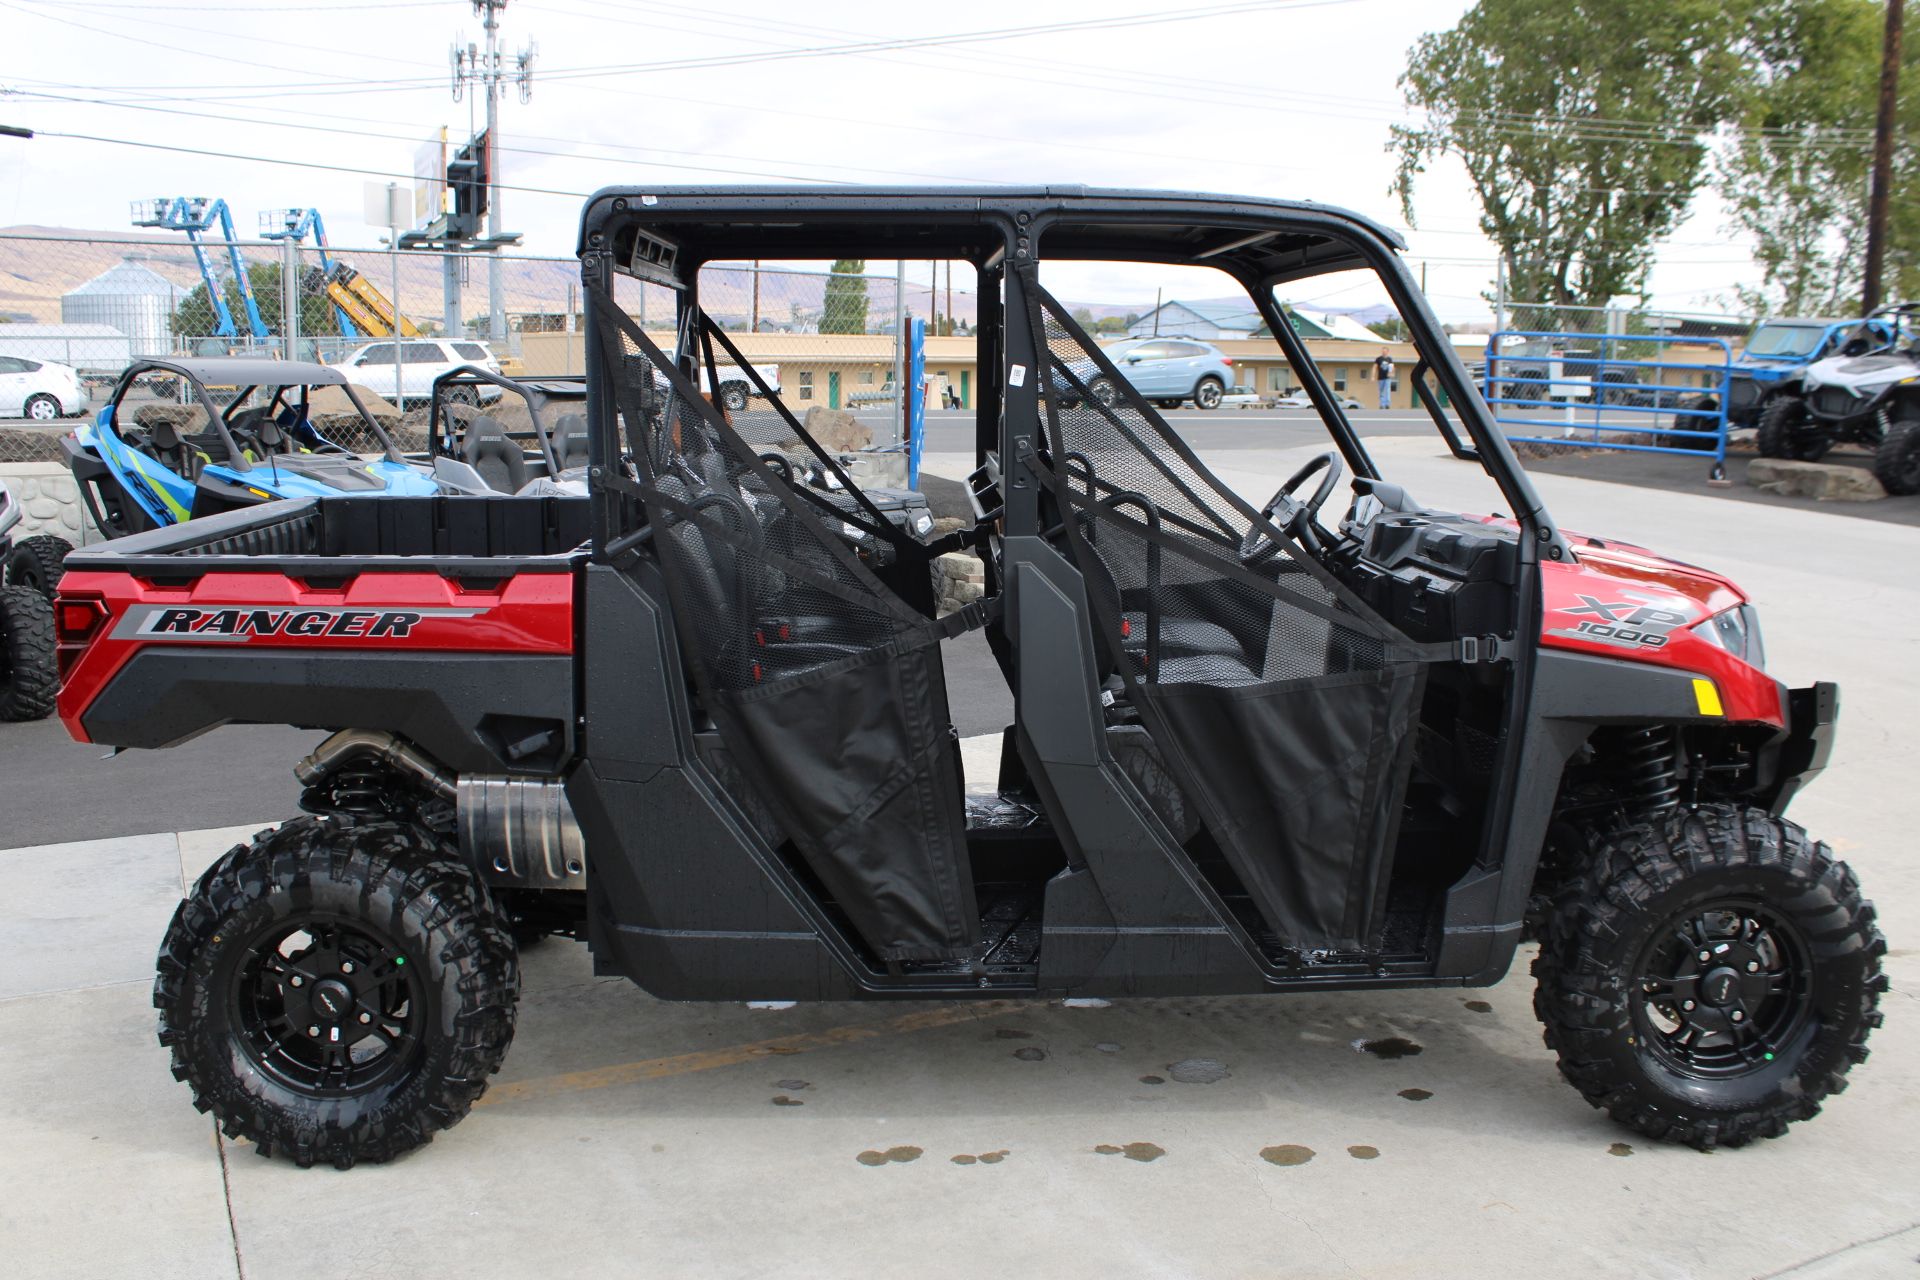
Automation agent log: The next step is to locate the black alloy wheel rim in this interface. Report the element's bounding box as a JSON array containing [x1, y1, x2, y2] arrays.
[[1632, 900, 1813, 1080], [230, 915, 427, 1096]]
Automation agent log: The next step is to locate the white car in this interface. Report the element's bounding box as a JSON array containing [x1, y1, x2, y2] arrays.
[[0, 356, 86, 421], [1274, 389, 1363, 410], [329, 339, 503, 410]]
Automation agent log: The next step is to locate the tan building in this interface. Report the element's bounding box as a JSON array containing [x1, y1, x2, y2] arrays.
[[516, 327, 1737, 413]]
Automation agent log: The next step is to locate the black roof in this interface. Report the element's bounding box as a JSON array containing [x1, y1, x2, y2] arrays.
[[577, 186, 1407, 287], [129, 357, 350, 387]]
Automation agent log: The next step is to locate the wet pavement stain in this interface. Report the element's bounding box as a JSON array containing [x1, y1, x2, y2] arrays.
[[1608, 1142, 1634, 1157], [995, 1028, 1033, 1040], [772, 1078, 811, 1091], [1347, 1145, 1381, 1160], [855, 1146, 924, 1167], [1354, 1037, 1424, 1060], [1260, 1144, 1315, 1166], [1012, 1046, 1048, 1062], [954, 1149, 1010, 1165], [1397, 1087, 1434, 1102], [1464, 1000, 1494, 1013], [1167, 1058, 1230, 1084], [1095, 1042, 1122, 1054], [1138, 1075, 1166, 1085], [1095, 1142, 1165, 1163], [771, 1095, 804, 1107]]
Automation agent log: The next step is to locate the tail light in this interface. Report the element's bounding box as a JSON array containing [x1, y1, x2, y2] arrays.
[[54, 592, 109, 679], [1221, 357, 1233, 366]]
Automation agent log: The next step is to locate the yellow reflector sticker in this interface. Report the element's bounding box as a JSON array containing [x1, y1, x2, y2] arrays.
[[1692, 678, 1724, 717]]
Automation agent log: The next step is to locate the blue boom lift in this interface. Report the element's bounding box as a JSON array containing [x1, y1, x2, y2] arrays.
[[130, 197, 270, 342], [259, 207, 361, 340]]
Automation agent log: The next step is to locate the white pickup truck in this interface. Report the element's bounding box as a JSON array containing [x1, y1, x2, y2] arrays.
[[684, 362, 780, 410]]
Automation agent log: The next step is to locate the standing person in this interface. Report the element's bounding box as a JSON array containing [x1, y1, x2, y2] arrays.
[[1374, 348, 1395, 410]]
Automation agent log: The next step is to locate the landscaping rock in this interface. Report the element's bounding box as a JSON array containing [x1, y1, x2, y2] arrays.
[[1747, 458, 1886, 502], [800, 406, 872, 453], [932, 550, 986, 617]]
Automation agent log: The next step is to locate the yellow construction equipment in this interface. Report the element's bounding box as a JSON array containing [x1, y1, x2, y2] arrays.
[[324, 262, 421, 338]]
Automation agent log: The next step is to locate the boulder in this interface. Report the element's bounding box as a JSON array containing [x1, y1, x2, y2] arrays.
[[1746, 458, 1886, 502], [800, 406, 872, 453]]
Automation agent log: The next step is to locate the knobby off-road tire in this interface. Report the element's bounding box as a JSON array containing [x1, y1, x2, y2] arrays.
[[1872, 416, 1920, 496], [1755, 396, 1828, 462], [155, 818, 520, 1169], [1533, 806, 1885, 1149], [6, 533, 72, 601], [0, 584, 56, 721]]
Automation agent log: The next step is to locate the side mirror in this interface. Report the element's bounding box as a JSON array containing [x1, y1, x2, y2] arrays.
[[1125, 354, 1142, 363]]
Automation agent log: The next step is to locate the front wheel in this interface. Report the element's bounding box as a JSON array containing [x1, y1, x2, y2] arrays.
[[1755, 396, 1829, 462], [1872, 416, 1920, 495], [154, 818, 519, 1168], [1534, 807, 1884, 1149], [718, 382, 749, 412], [1192, 378, 1224, 410]]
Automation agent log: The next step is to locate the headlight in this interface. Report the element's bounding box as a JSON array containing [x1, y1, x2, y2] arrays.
[[911, 511, 934, 536], [1691, 603, 1765, 668]]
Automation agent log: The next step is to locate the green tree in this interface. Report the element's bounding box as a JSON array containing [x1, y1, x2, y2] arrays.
[[172, 262, 340, 340], [1719, 0, 1882, 314], [1392, 0, 1753, 310], [820, 259, 869, 334]]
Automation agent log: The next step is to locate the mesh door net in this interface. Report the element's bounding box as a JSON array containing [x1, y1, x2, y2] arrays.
[[1023, 271, 1434, 954], [589, 285, 977, 964]]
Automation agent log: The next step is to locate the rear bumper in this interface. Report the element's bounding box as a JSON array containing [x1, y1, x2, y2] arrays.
[[1766, 681, 1838, 815]]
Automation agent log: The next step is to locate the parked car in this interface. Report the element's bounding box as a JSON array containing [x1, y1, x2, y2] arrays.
[[328, 339, 504, 410], [1070, 337, 1235, 409], [0, 355, 87, 421], [1274, 389, 1362, 410]]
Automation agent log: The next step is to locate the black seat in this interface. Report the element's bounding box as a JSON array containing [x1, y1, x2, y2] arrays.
[[460, 415, 528, 493], [550, 412, 590, 472]]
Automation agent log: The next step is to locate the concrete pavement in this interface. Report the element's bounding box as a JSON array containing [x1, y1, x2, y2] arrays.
[[2, 439, 1916, 1278]]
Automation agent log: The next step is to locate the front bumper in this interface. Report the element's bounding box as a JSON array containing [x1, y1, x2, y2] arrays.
[[1765, 681, 1838, 815]]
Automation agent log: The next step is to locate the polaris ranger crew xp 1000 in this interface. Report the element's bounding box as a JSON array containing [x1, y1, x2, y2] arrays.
[[52, 188, 1881, 1169]]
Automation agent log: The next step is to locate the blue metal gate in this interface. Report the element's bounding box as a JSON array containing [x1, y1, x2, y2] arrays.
[[1483, 331, 1735, 482]]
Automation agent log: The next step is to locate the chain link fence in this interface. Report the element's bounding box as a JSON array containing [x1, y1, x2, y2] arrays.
[[0, 230, 584, 461]]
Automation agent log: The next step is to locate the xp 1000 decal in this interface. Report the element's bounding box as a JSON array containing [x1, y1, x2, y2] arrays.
[[1545, 591, 1693, 652], [111, 604, 487, 643]]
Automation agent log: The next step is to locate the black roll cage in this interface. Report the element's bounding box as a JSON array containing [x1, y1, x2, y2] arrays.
[[573, 186, 1568, 564], [427, 364, 587, 476], [107, 359, 405, 470]]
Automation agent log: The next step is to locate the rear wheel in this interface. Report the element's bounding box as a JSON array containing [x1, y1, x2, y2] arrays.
[[5, 533, 72, 601], [718, 382, 749, 412], [154, 818, 519, 1169], [1871, 415, 1920, 495], [1755, 396, 1829, 461], [0, 585, 56, 721], [23, 394, 59, 422], [1534, 806, 1884, 1149], [1193, 377, 1224, 410]]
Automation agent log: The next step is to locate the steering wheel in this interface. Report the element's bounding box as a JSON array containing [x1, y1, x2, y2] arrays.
[[1239, 450, 1344, 563]]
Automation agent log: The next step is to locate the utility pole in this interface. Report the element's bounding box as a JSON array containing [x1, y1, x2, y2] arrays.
[[452, 0, 534, 346], [1863, 0, 1904, 313], [751, 261, 760, 333]]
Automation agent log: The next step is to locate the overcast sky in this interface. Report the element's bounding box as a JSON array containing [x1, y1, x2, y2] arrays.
[[2, 0, 1757, 323]]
